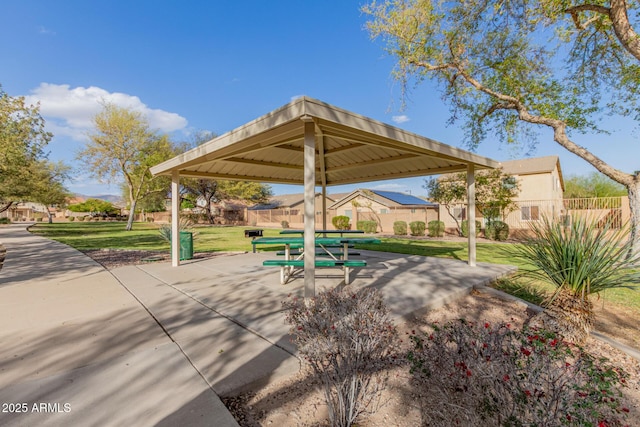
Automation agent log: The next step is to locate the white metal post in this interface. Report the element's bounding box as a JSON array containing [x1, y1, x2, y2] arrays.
[[171, 170, 180, 267], [321, 185, 327, 234], [303, 118, 316, 298], [467, 164, 476, 267]]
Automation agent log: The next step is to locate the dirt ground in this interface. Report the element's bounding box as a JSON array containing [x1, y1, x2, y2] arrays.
[[222, 291, 640, 427], [81, 248, 221, 268], [84, 249, 640, 426]]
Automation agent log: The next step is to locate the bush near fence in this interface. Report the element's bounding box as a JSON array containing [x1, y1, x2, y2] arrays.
[[410, 221, 426, 236], [356, 220, 378, 233], [427, 220, 445, 237], [246, 207, 439, 231], [393, 221, 407, 235], [461, 220, 481, 238]]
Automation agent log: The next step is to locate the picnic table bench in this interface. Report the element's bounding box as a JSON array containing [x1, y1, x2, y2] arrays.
[[252, 236, 379, 285]]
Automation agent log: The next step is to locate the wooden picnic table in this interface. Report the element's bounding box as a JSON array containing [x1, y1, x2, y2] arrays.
[[252, 236, 380, 284]]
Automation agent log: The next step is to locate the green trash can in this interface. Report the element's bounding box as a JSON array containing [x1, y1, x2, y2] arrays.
[[179, 231, 193, 260]]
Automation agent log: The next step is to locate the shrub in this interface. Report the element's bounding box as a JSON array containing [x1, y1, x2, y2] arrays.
[[283, 288, 398, 427], [511, 215, 640, 343], [486, 220, 509, 241], [427, 220, 444, 237], [68, 216, 75, 222], [332, 215, 351, 230], [184, 212, 205, 224], [407, 319, 630, 426], [158, 218, 197, 242], [281, 220, 289, 229], [78, 216, 85, 222], [356, 220, 377, 233], [393, 221, 407, 235], [461, 220, 481, 237], [0, 217, 10, 224], [408, 221, 426, 236]]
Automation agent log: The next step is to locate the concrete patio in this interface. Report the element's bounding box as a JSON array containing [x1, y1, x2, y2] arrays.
[[0, 223, 516, 426]]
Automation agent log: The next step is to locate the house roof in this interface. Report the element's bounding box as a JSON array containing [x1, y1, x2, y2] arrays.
[[329, 189, 437, 209], [249, 192, 336, 210], [500, 155, 563, 189], [500, 156, 559, 176], [151, 96, 499, 185], [371, 190, 434, 206]]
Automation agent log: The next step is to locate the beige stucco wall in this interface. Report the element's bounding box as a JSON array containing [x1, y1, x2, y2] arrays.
[[333, 196, 391, 219], [290, 194, 332, 213], [438, 166, 565, 231], [514, 170, 563, 202], [248, 202, 439, 232]]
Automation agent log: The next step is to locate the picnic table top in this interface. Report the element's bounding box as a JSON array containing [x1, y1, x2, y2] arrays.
[[279, 229, 365, 235], [252, 236, 380, 245]]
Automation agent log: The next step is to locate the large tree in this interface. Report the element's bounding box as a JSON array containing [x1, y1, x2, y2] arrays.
[[364, 0, 640, 254], [564, 171, 628, 198], [425, 168, 520, 235], [29, 161, 70, 223], [79, 104, 175, 231], [0, 85, 53, 212]]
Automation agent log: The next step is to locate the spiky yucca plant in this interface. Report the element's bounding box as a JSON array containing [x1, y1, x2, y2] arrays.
[[158, 218, 196, 242], [512, 215, 639, 343]]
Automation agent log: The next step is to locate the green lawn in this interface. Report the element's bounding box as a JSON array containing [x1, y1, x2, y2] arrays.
[[29, 222, 285, 252], [29, 223, 639, 311]]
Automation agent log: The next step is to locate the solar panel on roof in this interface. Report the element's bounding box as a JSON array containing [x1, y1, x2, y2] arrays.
[[371, 190, 435, 206]]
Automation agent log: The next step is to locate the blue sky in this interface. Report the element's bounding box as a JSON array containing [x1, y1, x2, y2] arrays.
[[2, 1, 636, 198]]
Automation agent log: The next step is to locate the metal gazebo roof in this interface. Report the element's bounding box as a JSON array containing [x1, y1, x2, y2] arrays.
[[151, 97, 498, 184], [151, 97, 499, 297]]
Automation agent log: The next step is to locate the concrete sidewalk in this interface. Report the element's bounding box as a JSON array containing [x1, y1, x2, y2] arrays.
[[0, 223, 516, 426], [0, 224, 240, 427]]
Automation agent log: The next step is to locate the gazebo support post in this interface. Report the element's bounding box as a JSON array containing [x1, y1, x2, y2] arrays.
[[303, 117, 316, 298], [318, 134, 328, 236], [171, 170, 180, 267], [321, 185, 327, 235], [467, 164, 476, 267]]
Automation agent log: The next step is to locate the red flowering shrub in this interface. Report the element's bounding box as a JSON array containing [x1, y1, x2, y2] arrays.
[[283, 288, 398, 427], [407, 319, 629, 426]]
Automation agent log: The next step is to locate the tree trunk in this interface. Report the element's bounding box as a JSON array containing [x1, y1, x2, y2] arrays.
[[0, 201, 14, 214], [126, 200, 136, 231], [609, 0, 640, 61], [444, 205, 463, 236], [627, 180, 640, 257], [204, 204, 215, 224]]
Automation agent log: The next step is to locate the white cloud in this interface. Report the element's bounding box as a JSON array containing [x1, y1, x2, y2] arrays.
[[23, 83, 188, 141], [290, 94, 305, 102], [392, 115, 410, 124], [38, 26, 56, 35]]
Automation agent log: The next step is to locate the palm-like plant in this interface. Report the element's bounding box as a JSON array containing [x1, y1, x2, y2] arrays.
[[158, 218, 196, 242], [512, 215, 639, 343]]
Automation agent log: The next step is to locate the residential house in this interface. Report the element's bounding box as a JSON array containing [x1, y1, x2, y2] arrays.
[[0, 202, 48, 221], [248, 192, 343, 228], [247, 189, 439, 230], [329, 189, 439, 232], [438, 156, 565, 234]]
